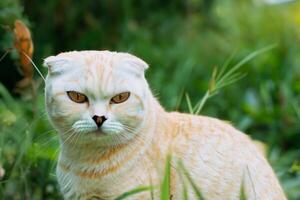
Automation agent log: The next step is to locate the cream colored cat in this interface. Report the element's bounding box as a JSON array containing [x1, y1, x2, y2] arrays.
[[44, 50, 286, 200]]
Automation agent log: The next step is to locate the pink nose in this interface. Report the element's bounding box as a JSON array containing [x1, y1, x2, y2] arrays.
[[92, 115, 107, 127]]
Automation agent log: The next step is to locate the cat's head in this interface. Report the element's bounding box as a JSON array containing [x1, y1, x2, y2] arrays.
[[44, 50, 151, 147]]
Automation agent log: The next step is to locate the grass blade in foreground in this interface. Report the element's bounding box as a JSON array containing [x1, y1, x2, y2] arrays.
[[239, 173, 247, 200], [178, 163, 189, 200], [178, 160, 205, 200], [161, 155, 172, 200], [115, 186, 154, 200]]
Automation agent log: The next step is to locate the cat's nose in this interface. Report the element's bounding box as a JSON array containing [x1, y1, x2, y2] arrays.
[[92, 115, 107, 128]]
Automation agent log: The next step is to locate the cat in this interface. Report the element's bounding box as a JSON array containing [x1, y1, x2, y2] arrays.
[[44, 50, 286, 200]]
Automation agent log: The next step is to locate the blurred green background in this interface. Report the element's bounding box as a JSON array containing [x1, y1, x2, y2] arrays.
[[0, 0, 300, 199]]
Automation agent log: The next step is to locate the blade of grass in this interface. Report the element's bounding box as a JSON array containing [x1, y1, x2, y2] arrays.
[[175, 88, 185, 111], [161, 155, 172, 200], [193, 44, 276, 115], [178, 162, 190, 200], [194, 91, 210, 115], [209, 66, 218, 92], [178, 160, 205, 200], [185, 93, 194, 114], [217, 44, 277, 85], [216, 50, 237, 81], [115, 186, 154, 200], [182, 179, 189, 200], [215, 73, 247, 91], [240, 172, 247, 200]]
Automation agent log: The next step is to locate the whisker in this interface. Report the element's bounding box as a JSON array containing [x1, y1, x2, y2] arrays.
[[73, 130, 83, 147], [118, 126, 146, 145], [122, 124, 151, 144], [34, 129, 56, 141], [21, 51, 46, 82], [60, 128, 77, 146], [39, 134, 59, 147]]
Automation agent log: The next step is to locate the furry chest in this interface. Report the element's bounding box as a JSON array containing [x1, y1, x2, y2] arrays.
[[57, 167, 124, 199], [56, 162, 158, 200]]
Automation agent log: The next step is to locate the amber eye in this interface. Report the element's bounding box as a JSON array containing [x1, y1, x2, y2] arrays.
[[110, 92, 130, 104], [67, 91, 88, 103]]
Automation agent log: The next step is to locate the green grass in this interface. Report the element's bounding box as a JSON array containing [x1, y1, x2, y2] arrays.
[[1, 0, 300, 199], [1, 45, 299, 199], [185, 44, 277, 115], [160, 155, 172, 200], [115, 186, 154, 200]]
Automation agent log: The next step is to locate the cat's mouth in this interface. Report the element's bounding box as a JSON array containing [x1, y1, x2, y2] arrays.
[[71, 119, 127, 139], [89, 128, 120, 137], [92, 129, 106, 136]]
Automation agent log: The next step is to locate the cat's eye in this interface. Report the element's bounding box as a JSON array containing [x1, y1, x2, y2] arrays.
[[67, 91, 88, 103], [110, 92, 130, 104]]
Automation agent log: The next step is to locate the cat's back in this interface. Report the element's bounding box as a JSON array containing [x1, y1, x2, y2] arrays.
[[166, 112, 252, 172], [167, 111, 249, 149], [164, 112, 285, 200]]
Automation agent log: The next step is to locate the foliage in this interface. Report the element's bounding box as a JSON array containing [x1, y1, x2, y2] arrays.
[[0, 0, 300, 199]]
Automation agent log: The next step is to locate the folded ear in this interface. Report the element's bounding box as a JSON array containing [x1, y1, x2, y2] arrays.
[[117, 53, 149, 77], [43, 56, 72, 76]]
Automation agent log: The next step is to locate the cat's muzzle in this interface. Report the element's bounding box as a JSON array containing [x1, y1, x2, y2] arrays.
[[92, 115, 107, 128]]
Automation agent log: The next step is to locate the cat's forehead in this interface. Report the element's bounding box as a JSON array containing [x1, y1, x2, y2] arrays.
[[45, 50, 148, 74], [56, 50, 116, 65], [44, 50, 148, 97]]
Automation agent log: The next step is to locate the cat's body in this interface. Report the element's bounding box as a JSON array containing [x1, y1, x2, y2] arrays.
[[44, 51, 286, 200]]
